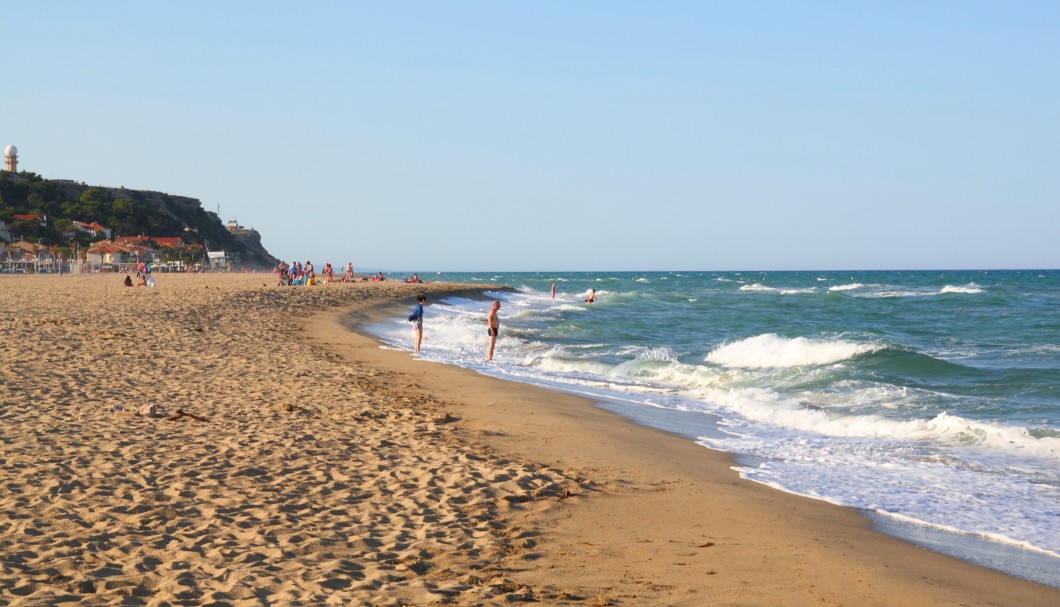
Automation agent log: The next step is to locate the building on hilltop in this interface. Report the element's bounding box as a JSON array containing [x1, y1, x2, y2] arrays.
[[71, 221, 113, 240], [115, 235, 183, 248], [13, 213, 46, 226]]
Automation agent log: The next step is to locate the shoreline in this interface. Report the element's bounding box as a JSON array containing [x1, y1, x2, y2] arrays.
[[317, 294, 1059, 605], [360, 286, 1060, 589], [0, 274, 1056, 606]]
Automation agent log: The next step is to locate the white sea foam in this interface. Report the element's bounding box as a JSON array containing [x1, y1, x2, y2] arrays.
[[828, 283, 864, 292], [700, 388, 1060, 458], [941, 283, 984, 294], [854, 289, 931, 298], [701, 398, 1060, 558], [855, 283, 984, 298], [739, 283, 776, 292], [637, 347, 679, 362], [708, 427, 1060, 558], [739, 283, 815, 295], [706, 334, 883, 369]]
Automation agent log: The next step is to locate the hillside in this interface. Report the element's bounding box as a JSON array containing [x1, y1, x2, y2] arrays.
[[0, 171, 278, 269]]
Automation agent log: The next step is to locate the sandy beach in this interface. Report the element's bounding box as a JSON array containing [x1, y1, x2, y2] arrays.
[[1, 273, 1056, 606]]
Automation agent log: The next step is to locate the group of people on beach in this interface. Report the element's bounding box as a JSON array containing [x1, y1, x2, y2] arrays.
[[410, 297, 502, 361], [409, 284, 596, 361], [276, 261, 356, 286], [122, 260, 156, 287]]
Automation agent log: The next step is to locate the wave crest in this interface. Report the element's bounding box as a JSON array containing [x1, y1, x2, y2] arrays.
[[941, 283, 984, 294], [706, 334, 883, 368]]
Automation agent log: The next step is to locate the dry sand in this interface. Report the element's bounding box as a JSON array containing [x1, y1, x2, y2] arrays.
[[0, 273, 1056, 606]]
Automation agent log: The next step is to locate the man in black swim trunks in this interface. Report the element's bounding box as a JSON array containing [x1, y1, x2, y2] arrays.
[[487, 300, 501, 361]]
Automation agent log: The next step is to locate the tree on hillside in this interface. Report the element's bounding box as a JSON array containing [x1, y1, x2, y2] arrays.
[[10, 218, 62, 245], [62, 188, 112, 223]]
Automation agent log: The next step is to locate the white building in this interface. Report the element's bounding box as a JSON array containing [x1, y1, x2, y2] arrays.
[[207, 250, 227, 269]]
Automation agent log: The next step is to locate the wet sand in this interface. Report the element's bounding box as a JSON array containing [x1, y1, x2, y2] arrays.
[[1, 273, 1056, 606]]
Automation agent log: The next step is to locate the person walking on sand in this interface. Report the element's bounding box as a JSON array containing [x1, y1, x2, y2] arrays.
[[487, 300, 501, 361], [409, 295, 426, 352]]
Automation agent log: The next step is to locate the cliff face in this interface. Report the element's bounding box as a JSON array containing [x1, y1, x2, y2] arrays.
[[227, 226, 279, 269], [0, 172, 280, 270]]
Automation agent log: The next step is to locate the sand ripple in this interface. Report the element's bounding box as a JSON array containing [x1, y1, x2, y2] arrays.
[[0, 275, 584, 605]]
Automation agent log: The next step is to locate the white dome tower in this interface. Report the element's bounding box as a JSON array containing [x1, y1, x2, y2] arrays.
[[4, 145, 17, 173]]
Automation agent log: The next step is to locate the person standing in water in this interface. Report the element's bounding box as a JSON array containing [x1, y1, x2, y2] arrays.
[[550, 283, 556, 298], [409, 295, 426, 352], [487, 300, 501, 361]]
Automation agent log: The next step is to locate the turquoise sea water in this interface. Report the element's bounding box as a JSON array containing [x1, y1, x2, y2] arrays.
[[367, 270, 1059, 586]]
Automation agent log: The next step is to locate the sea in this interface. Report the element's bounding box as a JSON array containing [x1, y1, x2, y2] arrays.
[[365, 270, 1059, 587]]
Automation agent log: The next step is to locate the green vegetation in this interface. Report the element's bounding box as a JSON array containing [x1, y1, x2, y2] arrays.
[[0, 170, 276, 268]]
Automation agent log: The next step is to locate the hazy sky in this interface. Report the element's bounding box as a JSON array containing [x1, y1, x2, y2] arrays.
[[6, 1, 1058, 271]]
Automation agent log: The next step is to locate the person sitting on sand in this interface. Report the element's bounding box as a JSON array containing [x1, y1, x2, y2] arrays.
[[135, 274, 148, 287], [124, 274, 133, 287], [305, 272, 316, 286]]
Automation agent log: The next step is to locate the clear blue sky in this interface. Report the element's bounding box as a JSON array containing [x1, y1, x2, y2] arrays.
[[6, 1, 1058, 271]]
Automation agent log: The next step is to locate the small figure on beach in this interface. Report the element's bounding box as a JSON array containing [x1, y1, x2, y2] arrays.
[[487, 300, 501, 362], [409, 295, 427, 352], [343, 263, 353, 282], [585, 288, 596, 304], [123, 274, 133, 287]]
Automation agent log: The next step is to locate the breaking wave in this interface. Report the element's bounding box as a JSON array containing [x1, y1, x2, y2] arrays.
[[706, 334, 884, 369]]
